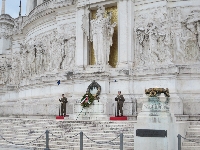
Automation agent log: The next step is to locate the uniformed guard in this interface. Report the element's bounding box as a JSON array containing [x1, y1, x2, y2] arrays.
[[59, 94, 68, 116], [115, 91, 125, 116]]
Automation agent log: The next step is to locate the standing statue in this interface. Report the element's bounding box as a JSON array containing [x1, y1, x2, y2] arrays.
[[90, 6, 116, 65], [115, 91, 125, 116]]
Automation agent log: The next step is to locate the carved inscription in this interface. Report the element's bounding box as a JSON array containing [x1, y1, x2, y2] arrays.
[[136, 129, 167, 137]]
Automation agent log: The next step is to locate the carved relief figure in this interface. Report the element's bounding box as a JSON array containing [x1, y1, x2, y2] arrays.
[[169, 7, 186, 63], [135, 9, 172, 66], [62, 37, 76, 69], [27, 45, 36, 76], [183, 10, 200, 62], [90, 6, 116, 65], [9, 56, 20, 85], [136, 27, 149, 65], [35, 43, 44, 74], [20, 44, 27, 78], [5, 25, 76, 81], [0, 57, 9, 84]]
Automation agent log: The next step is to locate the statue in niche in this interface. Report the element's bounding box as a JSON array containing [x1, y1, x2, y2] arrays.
[[106, 12, 116, 64], [90, 6, 116, 65]]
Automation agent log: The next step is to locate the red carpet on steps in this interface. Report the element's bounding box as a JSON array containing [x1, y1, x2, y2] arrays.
[[110, 116, 127, 120], [56, 116, 64, 119]]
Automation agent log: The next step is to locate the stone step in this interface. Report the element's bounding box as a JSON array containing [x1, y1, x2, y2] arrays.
[[187, 128, 200, 132], [0, 118, 135, 149], [186, 131, 200, 136], [182, 146, 200, 150], [185, 135, 200, 138], [183, 142, 200, 146], [190, 122, 200, 125], [189, 125, 200, 129]]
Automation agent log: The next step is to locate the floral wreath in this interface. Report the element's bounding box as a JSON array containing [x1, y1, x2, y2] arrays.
[[80, 80, 101, 108], [80, 92, 95, 108]]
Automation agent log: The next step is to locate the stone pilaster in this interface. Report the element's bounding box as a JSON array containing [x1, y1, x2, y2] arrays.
[[75, 7, 87, 68], [117, 0, 134, 68]]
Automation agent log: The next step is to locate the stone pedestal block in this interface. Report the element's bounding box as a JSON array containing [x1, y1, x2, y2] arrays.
[[134, 95, 177, 150], [72, 100, 109, 120], [134, 115, 176, 150]]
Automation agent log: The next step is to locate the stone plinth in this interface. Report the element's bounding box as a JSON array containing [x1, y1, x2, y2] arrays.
[[72, 100, 109, 120], [134, 96, 176, 150]]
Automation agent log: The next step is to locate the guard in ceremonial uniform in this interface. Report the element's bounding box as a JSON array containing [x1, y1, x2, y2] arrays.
[[59, 94, 68, 116], [115, 91, 125, 116]]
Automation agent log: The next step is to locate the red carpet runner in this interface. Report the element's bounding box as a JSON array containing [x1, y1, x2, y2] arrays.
[[56, 116, 64, 119], [110, 116, 128, 120]]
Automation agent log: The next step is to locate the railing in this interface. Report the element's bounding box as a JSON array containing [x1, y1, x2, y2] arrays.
[[0, 130, 125, 150]]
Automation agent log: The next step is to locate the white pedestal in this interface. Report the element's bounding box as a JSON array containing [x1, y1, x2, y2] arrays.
[[72, 100, 109, 120], [134, 96, 177, 150]]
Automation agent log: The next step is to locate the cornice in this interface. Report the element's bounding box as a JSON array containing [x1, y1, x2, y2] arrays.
[[0, 14, 14, 26]]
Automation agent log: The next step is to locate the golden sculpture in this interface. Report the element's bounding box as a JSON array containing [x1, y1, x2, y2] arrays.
[[145, 88, 170, 97]]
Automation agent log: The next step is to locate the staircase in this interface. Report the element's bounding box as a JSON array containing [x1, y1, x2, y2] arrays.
[[0, 118, 135, 150], [182, 121, 200, 150]]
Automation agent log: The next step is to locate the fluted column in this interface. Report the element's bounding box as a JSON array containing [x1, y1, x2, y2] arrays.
[[1, 0, 6, 14]]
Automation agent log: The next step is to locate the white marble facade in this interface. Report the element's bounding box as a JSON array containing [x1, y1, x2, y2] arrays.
[[0, 0, 200, 119]]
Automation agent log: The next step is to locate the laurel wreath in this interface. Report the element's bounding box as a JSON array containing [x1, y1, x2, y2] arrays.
[[80, 93, 95, 108]]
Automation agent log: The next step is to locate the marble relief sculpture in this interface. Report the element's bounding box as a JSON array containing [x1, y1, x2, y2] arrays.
[[169, 8, 200, 63], [183, 10, 200, 62], [14, 25, 76, 79], [63, 37, 76, 69], [90, 6, 116, 65], [135, 9, 172, 66]]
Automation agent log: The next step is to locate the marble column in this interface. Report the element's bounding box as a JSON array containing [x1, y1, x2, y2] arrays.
[[26, 0, 35, 15], [117, 0, 134, 68], [1, 0, 5, 14]]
